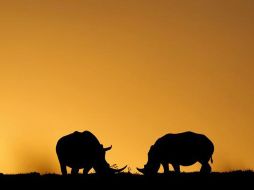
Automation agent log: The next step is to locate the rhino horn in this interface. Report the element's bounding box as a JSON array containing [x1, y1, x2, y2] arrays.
[[103, 145, 112, 151], [111, 165, 127, 173], [137, 167, 145, 174]]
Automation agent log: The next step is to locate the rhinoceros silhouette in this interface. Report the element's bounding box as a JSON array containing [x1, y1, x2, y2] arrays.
[[137, 131, 214, 175], [56, 131, 126, 175]]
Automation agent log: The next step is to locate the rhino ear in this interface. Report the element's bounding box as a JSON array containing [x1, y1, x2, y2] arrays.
[[103, 145, 112, 151]]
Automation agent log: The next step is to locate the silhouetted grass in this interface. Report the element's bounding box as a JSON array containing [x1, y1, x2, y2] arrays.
[[0, 171, 253, 189]]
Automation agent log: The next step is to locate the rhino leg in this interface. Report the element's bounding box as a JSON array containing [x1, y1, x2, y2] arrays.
[[200, 163, 211, 173], [162, 162, 169, 173], [172, 164, 180, 173], [71, 168, 79, 175], [60, 162, 67, 175], [83, 165, 92, 175]]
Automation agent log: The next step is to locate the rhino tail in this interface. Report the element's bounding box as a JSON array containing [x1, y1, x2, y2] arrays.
[[210, 156, 213, 164]]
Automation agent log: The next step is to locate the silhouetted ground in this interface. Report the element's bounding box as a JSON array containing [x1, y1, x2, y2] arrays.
[[0, 171, 253, 189]]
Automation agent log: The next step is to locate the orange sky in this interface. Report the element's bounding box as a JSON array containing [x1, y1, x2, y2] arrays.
[[0, 0, 254, 174]]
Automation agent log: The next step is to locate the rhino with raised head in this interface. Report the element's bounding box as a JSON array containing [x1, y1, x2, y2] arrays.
[[137, 131, 214, 175], [56, 131, 127, 175]]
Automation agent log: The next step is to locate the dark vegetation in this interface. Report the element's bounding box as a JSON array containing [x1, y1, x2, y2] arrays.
[[0, 171, 253, 190]]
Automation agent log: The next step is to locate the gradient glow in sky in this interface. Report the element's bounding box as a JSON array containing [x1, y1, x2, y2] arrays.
[[0, 0, 254, 174]]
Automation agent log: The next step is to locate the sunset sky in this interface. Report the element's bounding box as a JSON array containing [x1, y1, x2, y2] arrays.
[[0, 0, 254, 174]]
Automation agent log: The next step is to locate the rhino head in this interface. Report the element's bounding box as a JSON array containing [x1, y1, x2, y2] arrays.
[[94, 145, 127, 174], [137, 145, 160, 175]]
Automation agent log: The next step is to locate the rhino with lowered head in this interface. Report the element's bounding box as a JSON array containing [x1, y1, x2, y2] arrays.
[[56, 131, 126, 175], [137, 131, 214, 175]]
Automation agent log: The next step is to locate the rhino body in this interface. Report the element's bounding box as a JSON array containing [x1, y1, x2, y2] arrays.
[[56, 131, 126, 175], [137, 131, 214, 174]]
